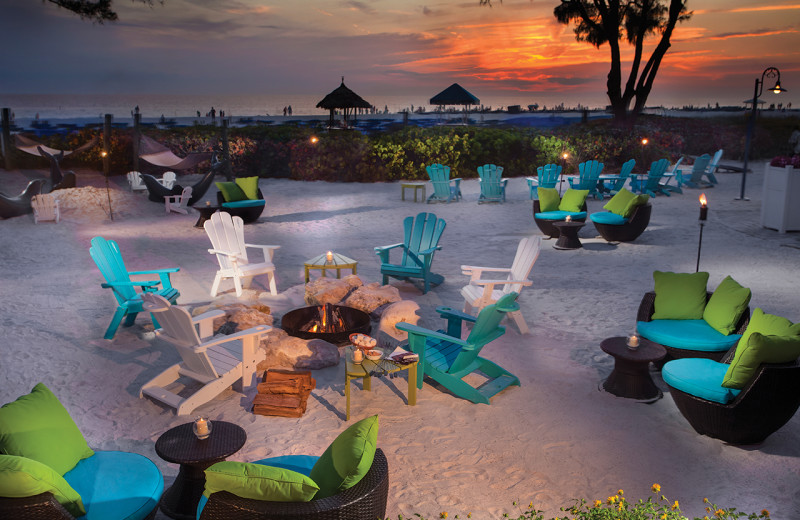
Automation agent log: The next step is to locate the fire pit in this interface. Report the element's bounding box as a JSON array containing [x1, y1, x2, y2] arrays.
[[281, 304, 371, 345]]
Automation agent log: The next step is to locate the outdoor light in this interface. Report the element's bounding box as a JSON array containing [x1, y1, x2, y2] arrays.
[[641, 138, 648, 146], [699, 193, 708, 221], [101, 151, 108, 157], [562, 153, 568, 160], [310, 136, 319, 144], [738, 67, 787, 200], [696, 193, 708, 272]]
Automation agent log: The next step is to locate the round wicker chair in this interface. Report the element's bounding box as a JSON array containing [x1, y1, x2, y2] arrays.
[[0, 493, 158, 520], [592, 203, 652, 242], [532, 199, 588, 238], [216, 188, 265, 224], [199, 448, 389, 520]]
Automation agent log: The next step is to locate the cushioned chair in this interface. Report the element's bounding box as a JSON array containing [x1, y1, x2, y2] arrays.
[[0, 383, 163, 520], [216, 188, 265, 224], [532, 199, 587, 238], [592, 203, 652, 242]]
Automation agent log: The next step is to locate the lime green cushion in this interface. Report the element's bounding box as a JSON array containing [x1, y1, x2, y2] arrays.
[[703, 276, 752, 335], [204, 461, 319, 502], [622, 194, 650, 218], [651, 271, 709, 320], [0, 455, 86, 517], [603, 188, 637, 216], [235, 177, 259, 200], [721, 333, 800, 389], [215, 182, 247, 202], [309, 415, 378, 499], [537, 188, 560, 212], [0, 383, 94, 475], [558, 189, 589, 212]]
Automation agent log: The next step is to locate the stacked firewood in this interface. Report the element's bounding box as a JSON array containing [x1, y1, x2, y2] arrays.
[[252, 369, 316, 418]]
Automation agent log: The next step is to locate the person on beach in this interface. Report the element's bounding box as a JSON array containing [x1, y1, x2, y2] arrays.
[[283, 106, 287, 116], [210, 107, 216, 119], [288, 105, 292, 116]]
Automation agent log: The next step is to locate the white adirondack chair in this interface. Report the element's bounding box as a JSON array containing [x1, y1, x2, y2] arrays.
[[31, 193, 60, 223], [139, 293, 270, 415], [126, 171, 147, 191], [460, 236, 542, 334], [165, 186, 192, 214], [204, 211, 280, 297], [159, 171, 177, 189]]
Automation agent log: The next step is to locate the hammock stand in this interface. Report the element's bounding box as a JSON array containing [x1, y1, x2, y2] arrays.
[[13, 134, 99, 158], [138, 134, 212, 170]]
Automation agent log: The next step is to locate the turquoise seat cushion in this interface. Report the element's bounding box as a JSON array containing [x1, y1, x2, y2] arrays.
[[63, 451, 163, 520], [534, 210, 587, 221], [662, 358, 741, 404], [590, 212, 629, 225], [636, 319, 742, 352], [222, 199, 265, 209]]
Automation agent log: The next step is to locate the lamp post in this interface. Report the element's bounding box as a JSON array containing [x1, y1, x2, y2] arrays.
[[639, 138, 649, 194], [737, 67, 787, 201], [696, 193, 707, 272], [559, 152, 568, 196]]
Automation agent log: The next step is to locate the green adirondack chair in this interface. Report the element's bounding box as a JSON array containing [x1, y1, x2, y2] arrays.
[[679, 154, 714, 189], [568, 160, 605, 199], [395, 292, 521, 404], [477, 164, 507, 203], [374, 212, 446, 294], [526, 163, 562, 199], [89, 236, 180, 339], [425, 164, 461, 203]]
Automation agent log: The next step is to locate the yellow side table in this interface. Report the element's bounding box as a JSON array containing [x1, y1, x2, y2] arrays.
[[304, 252, 358, 283], [344, 346, 417, 421], [400, 182, 426, 202]]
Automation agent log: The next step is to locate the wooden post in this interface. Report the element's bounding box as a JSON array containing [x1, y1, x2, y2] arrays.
[[1, 108, 12, 170], [222, 118, 233, 180], [132, 112, 140, 172], [103, 114, 114, 221]]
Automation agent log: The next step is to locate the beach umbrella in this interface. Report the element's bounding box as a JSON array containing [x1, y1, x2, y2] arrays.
[[430, 83, 480, 123], [316, 78, 372, 128]]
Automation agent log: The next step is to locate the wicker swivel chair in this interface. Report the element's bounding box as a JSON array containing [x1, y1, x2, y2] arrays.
[[666, 350, 800, 445], [593, 203, 652, 242], [532, 199, 587, 238], [216, 188, 265, 224], [198, 448, 388, 520], [0, 494, 158, 520]]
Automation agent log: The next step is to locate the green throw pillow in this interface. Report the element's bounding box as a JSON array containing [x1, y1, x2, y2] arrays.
[[0, 383, 94, 475], [603, 188, 637, 216], [703, 276, 752, 335], [721, 333, 800, 389], [537, 188, 560, 212], [204, 461, 319, 502], [0, 455, 86, 517], [309, 415, 378, 499], [215, 182, 247, 202], [621, 194, 650, 218], [558, 189, 589, 212], [651, 271, 709, 320], [235, 176, 260, 200]]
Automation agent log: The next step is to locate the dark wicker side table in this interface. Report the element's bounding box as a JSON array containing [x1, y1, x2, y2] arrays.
[[600, 336, 666, 402], [155, 421, 246, 520], [192, 205, 220, 228], [552, 221, 585, 250]]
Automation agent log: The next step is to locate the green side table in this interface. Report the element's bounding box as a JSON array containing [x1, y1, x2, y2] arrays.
[[345, 346, 417, 421]]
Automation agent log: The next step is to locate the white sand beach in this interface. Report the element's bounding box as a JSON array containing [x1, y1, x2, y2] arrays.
[[1, 164, 798, 519]]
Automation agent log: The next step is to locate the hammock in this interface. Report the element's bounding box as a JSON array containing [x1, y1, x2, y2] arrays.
[[139, 134, 212, 170], [14, 135, 99, 157]]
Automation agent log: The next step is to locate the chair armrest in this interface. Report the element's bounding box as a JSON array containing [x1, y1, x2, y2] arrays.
[[436, 305, 477, 323], [102, 280, 161, 289], [374, 243, 404, 253], [461, 265, 512, 276], [417, 246, 441, 257], [196, 325, 271, 350], [128, 267, 180, 276], [208, 248, 240, 258], [375, 243, 404, 262], [395, 322, 469, 347], [245, 244, 280, 262], [192, 309, 227, 339], [471, 279, 532, 287]]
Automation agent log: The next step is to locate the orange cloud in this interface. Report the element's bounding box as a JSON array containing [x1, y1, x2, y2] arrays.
[[709, 28, 800, 40]]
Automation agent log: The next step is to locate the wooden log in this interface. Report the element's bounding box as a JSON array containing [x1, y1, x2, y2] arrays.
[[252, 393, 308, 418]]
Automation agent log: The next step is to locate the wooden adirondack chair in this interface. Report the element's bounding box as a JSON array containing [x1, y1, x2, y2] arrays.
[[395, 292, 521, 404], [568, 160, 605, 199], [165, 186, 192, 214], [630, 158, 671, 197], [374, 212, 446, 294], [127, 171, 147, 191], [607, 158, 636, 194], [526, 164, 562, 199], [89, 236, 180, 340], [31, 193, 60, 223], [705, 149, 723, 184], [204, 211, 279, 297], [139, 293, 269, 415], [460, 236, 541, 334], [679, 154, 713, 189], [477, 164, 507, 203], [160, 171, 177, 189], [659, 157, 684, 194], [425, 164, 461, 203]]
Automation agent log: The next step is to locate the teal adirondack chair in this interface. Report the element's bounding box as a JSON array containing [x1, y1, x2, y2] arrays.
[[477, 164, 507, 203], [374, 212, 446, 293], [678, 154, 713, 189], [395, 292, 521, 404], [526, 164, 563, 199], [607, 158, 636, 194], [568, 160, 605, 199], [426, 164, 461, 203], [705, 149, 723, 184], [90, 236, 180, 339], [632, 158, 671, 197]]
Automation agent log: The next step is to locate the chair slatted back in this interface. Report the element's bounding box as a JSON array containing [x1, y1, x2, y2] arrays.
[[506, 236, 542, 295], [426, 164, 453, 200], [643, 158, 670, 192], [449, 292, 518, 373], [669, 157, 684, 174], [478, 164, 505, 199], [537, 164, 562, 188], [576, 160, 604, 189], [31, 194, 58, 222], [161, 171, 177, 189], [708, 149, 723, 173], [90, 237, 136, 304], [127, 171, 146, 190], [205, 212, 250, 271], [401, 212, 445, 269], [688, 154, 712, 183]]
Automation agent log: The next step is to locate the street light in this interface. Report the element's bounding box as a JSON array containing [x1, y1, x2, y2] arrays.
[[737, 67, 787, 200]]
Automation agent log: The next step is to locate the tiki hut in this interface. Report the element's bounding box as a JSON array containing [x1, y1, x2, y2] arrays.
[[316, 78, 372, 128], [430, 83, 480, 123]]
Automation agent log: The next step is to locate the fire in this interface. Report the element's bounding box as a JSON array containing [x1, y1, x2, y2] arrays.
[[699, 193, 707, 207], [305, 304, 346, 333]]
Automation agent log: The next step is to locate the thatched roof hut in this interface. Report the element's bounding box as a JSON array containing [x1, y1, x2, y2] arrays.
[[430, 83, 480, 106], [316, 78, 372, 128]]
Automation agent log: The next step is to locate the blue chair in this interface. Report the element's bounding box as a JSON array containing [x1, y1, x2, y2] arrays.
[[426, 164, 461, 203], [606, 158, 636, 195], [568, 160, 605, 199], [631, 158, 671, 197], [477, 164, 507, 203], [679, 154, 714, 189], [526, 164, 562, 199], [375, 212, 446, 293]]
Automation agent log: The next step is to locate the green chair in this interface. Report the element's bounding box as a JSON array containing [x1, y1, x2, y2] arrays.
[[396, 292, 521, 404], [375, 212, 446, 294], [89, 236, 180, 340], [425, 164, 461, 203], [477, 164, 507, 203]]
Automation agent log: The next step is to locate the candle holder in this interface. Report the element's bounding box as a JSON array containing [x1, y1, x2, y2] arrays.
[[193, 417, 212, 440], [565, 215, 572, 222], [627, 334, 640, 350]]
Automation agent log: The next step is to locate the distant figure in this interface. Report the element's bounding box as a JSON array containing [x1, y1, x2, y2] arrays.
[[287, 105, 292, 116], [789, 126, 800, 154], [384, 105, 388, 114], [210, 107, 216, 119], [160, 114, 166, 123], [220, 110, 225, 118], [135, 105, 140, 115]]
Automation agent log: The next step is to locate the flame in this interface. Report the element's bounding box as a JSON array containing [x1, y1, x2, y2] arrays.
[[641, 138, 649, 145], [699, 193, 707, 207]]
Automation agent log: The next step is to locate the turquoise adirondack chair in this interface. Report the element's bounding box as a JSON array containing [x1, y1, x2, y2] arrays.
[[705, 149, 723, 184], [678, 154, 713, 189], [374, 212, 446, 294], [526, 163, 563, 199], [395, 292, 521, 404], [632, 158, 671, 197], [568, 160, 605, 199], [607, 158, 636, 194], [89, 236, 180, 339], [477, 164, 507, 203], [426, 164, 461, 203]]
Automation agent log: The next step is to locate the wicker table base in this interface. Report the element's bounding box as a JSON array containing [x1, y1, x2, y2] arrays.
[[553, 221, 585, 250], [600, 336, 666, 402]]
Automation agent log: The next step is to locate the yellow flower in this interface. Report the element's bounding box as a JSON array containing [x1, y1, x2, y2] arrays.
[[607, 496, 617, 504], [529, 502, 533, 509], [440, 513, 448, 519], [593, 500, 602, 508], [715, 509, 725, 517], [652, 484, 661, 493], [618, 502, 624, 511], [704, 498, 710, 503], [704, 517, 710, 520], [672, 500, 680, 510], [661, 514, 667, 520], [761, 510, 770, 517], [618, 489, 624, 496], [467, 514, 472, 519]]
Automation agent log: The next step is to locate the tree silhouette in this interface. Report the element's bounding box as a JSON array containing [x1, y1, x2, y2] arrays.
[[45, 0, 160, 23]]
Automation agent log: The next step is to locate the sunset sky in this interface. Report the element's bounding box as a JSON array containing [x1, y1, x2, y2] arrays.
[[1, 0, 798, 109]]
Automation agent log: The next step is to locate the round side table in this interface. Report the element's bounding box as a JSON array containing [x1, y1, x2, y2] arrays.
[[155, 421, 246, 520], [600, 336, 666, 402], [553, 221, 585, 250], [191, 205, 220, 228]]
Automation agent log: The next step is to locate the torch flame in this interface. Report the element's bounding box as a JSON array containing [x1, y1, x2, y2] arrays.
[[699, 193, 707, 207]]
